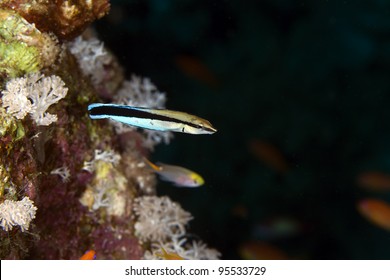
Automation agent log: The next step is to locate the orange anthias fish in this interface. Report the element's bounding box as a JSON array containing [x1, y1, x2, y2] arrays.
[[248, 139, 290, 173], [175, 54, 219, 89], [357, 199, 390, 231], [155, 247, 185, 260], [357, 172, 390, 191], [80, 250, 96, 260], [239, 241, 288, 260]]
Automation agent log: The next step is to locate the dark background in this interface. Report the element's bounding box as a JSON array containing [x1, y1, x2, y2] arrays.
[[95, 0, 390, 259]]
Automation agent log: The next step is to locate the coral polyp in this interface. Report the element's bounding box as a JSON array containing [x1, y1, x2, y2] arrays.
[[0, 9, 60, 78]]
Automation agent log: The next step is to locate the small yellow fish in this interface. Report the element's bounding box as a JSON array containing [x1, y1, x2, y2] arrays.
[[144, 158, 204, 187], [155, 247, 185, 260], [80, 250, 96, 260]]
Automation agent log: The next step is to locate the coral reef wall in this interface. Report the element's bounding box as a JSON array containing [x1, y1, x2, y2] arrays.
[[0, 0, 141, 260], [0, 1, 219, 260]]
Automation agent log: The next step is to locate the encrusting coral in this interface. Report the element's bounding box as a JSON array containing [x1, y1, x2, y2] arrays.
[[0, 0, 220, 260], [0, 0, 110, 40], [0, 9, 61, 79]]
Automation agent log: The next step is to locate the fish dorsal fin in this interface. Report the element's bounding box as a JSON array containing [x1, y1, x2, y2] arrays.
[[143, 157, 162, 172]]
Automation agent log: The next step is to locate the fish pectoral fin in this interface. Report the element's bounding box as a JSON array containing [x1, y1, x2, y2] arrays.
[[157, 174, 172, 182], [172, 183, 186, 187]]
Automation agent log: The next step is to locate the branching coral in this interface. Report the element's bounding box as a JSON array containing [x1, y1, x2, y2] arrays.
[[82, 149, 121, 173], [91, 184, 110, 211], [50, 166, 71, 183], [94, 149, 121, 165]]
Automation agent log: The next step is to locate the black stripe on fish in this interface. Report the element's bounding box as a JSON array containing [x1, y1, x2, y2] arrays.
[[88, 105, 211, 131]]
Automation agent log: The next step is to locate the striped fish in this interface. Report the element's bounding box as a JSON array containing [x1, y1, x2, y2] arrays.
[[88, 103, 217, 134]]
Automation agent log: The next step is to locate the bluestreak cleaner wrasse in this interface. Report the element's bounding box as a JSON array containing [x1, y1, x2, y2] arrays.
[[88, 103, 217, 134], [144, 158, 205, 187]]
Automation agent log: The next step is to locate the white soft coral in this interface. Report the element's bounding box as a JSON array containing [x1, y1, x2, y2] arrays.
[[133, 196, 193, 242], [1, 75, 34, 119], [0, 197, 37, 232], [50, 166, 71, 182], [1, 73, 68, 126], [67, 36, 111, 87], [115, 75, 167, 109], [134, 195, 221, 259], [144, 237, 221, 260], [82, 149, 121, 173], [28, 74, 68, 125]]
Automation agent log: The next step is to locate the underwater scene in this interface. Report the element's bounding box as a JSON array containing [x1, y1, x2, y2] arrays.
[[1, 0, 390, 260]]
